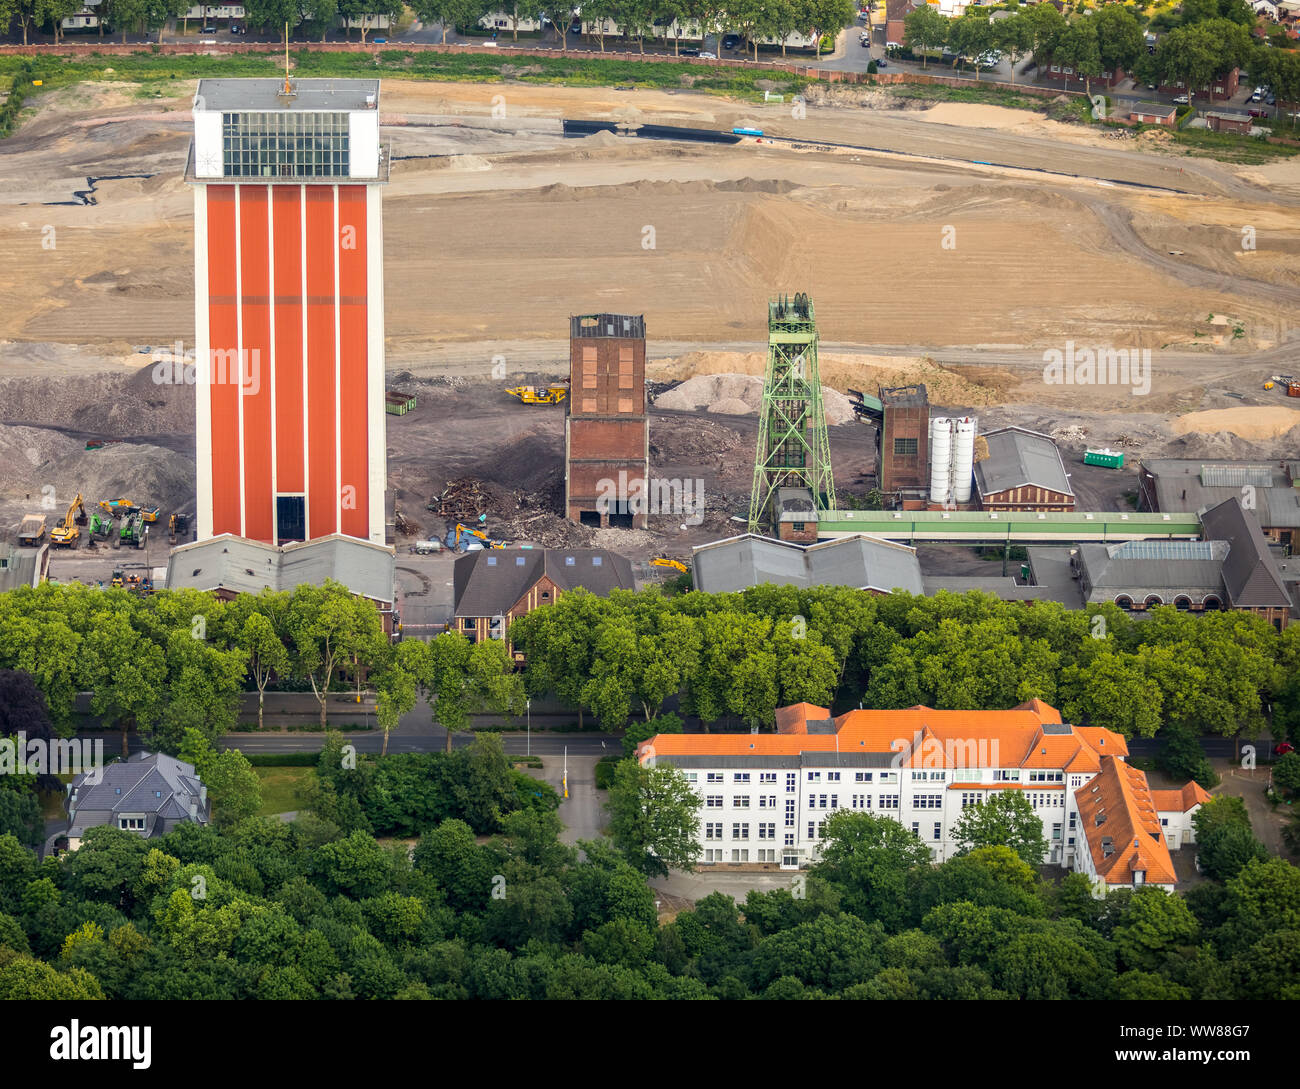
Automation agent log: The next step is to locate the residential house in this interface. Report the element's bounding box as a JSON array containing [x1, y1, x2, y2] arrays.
[[640, 698, 1192, 891], [64, 752, 210, 850], [974, 426, 1076, 512], [1158, 68, 1241, 102], [452, 547, 634, 654]]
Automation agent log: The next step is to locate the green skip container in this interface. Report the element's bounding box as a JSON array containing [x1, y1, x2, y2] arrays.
[[1083, 448, 1124, 469]]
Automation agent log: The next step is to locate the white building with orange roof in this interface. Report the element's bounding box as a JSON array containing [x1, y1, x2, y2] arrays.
[[638, 699, 1193, 887], [1150, 780, 1213, 851]]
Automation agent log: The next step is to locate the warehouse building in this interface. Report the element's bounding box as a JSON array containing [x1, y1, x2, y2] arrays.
[[691, 532, 924, 595], [974, 427, 1075, 512], [1138, 460, 1300, 547]]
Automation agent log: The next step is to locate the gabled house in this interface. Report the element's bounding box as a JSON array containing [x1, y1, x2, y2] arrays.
[[452, 547, 634, 655], [64, 752, 210, 850]]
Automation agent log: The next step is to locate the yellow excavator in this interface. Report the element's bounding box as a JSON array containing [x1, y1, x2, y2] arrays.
[[505, 385, 568, 405], [451, 523, 506, 550], [50, 493, 88, 548], [651, 557, 688, 574]]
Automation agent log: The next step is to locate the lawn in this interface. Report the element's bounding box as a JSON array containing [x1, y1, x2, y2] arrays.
[[254, 766, 315, 817]]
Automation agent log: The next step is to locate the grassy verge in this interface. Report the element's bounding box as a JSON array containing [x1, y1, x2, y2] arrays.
[[1165, 126, 1300, 164], [0, 49, 809, 101], [253, 766, 315, 816]]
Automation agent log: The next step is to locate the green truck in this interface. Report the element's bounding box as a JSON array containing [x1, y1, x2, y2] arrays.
[[1083, 448, 1124, 469]]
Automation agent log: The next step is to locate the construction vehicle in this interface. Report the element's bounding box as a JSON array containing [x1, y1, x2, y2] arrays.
[[410, 539, 442, 555], [119, 510, 147, 550], [651, 557, 689, 574], [17, 514, 46, 547], [445, 523, 506, 551], [89, 510, 115, 542], [139, 506, 160, 524], [1265, 380, 1276, 391], [50, 493, 89, 548], [505, 384, 568, 406], [99, 498, 138, 516], [168, 513, 189, 544], [116, 563, 154, 594]]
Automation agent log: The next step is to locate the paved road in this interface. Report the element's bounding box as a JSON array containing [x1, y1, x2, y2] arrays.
[[535, 753, 608, 845]]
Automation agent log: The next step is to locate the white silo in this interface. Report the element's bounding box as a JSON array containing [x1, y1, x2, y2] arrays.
[[929, 417, 953, 505], [952, 416, 976, 503]]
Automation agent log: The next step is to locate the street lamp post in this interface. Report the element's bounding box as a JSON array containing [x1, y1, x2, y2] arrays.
[[526, 698, 531, 757]]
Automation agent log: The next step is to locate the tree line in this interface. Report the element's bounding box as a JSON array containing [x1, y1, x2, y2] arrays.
[[905, 0, 1300, 108], [0, 581, 521, 757], [512, 584, 1300, 742], [1, 800, 1295, 999]]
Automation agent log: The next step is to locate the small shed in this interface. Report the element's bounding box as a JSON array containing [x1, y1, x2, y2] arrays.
[[1205, 111, 1253, 134], [1128, 102, 1176, 126]]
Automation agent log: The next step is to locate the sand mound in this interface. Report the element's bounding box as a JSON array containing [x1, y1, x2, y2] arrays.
[[582, 129, 625, 148], [1172, 406, 1300, 441], [653, 372, 856, 424], [711, 397, 754, 415], [915, 103, 1048, 131]]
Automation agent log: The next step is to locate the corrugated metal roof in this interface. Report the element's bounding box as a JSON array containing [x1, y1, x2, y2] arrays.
[[974, 427, 1073, 498], [692, 533, 924, 595], [1144, 459, 1300, 528]]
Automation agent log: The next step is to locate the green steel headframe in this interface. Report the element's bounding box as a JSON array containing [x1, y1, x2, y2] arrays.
[[747, 293, 837, 533]]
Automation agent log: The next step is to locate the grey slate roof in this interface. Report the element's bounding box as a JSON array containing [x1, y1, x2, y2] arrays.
[[66, 752, 209, 840], [974, 427, 1073, 499], [1142, 459, 1300, 528], [1075, 540, 1226, 598], [166, 533, 395, 604], [195, 78, 380, 113], [691, 533, 924, 595], [1199, 497, 1292, 609], [453, 547, 635, 618]]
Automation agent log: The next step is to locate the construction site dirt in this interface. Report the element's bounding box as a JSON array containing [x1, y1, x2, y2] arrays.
[[4, 78, 1300, 588]]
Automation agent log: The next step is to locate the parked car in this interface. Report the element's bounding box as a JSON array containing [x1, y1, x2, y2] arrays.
[[229, 24, 243, 34], [201, 24, 216, 33], [876, 56, 887, 66], [722, 33, 740, 49], [699, 50, 716, 58], [1277, 741, 1295, 755], [372, 37, 387, 43], [1173, 94, 1189, 105], [1266, 92, 1276, 105], [1251, 86, 1264, 102]]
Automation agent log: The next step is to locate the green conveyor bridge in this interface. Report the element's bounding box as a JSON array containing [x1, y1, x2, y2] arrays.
[[816, 509, 1202, 544]]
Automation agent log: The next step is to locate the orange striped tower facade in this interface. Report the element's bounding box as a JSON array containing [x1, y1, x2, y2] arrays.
[[187, 78, 387, 545]]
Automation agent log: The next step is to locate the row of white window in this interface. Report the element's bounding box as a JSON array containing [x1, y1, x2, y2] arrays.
[[688, 768, 1071, 787]]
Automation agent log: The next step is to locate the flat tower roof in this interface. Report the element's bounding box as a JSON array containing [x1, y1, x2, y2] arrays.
[[195, 78, 381, 113]]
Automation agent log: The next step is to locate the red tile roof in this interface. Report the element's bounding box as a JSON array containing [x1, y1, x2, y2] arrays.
[[1074, 757, 1178, 886], [641, 701, 1128, 772], [1150, 780, 1213, 813]]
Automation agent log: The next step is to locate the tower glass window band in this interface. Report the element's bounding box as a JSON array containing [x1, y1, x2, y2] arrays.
[[222, 112, 350, 178]]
